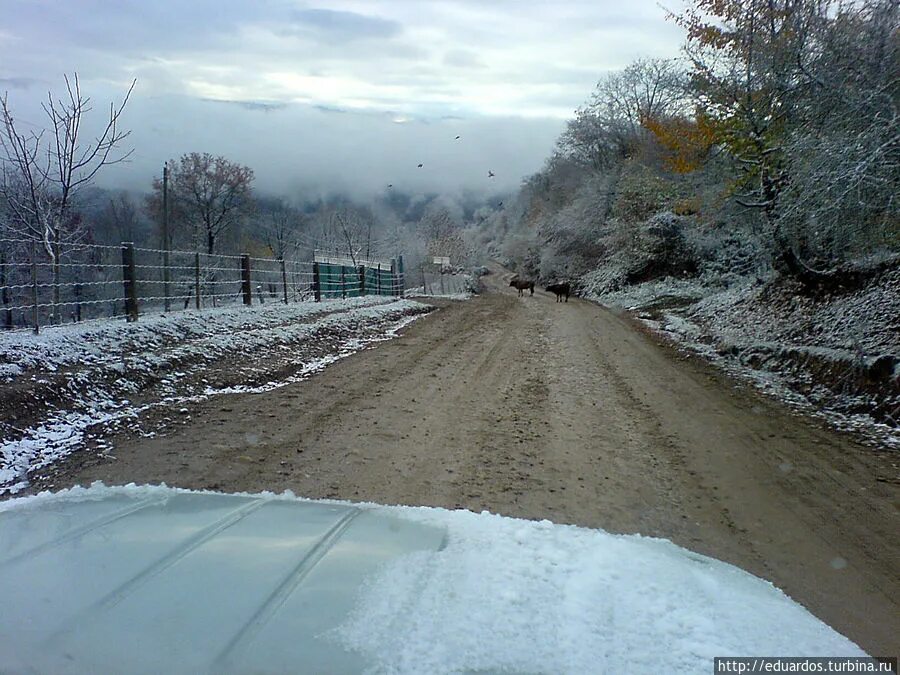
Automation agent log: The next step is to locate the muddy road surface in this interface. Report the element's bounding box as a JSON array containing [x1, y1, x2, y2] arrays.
[[35, 266, 900, 656]]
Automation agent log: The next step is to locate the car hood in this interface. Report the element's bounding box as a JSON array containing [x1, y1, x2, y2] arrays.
[[1, 483, 867, 674], [0, 486, 445, 674]]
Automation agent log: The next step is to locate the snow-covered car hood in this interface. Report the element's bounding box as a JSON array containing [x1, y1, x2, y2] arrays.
[[0, 484, 865, 674]]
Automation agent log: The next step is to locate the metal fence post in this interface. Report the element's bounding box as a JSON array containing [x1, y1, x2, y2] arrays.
[[281, 259, 288, 304], [340, 266, 346, 300], [241, 254, 252, 306], [376, 263, 381, 296], [194, 252, 201, 309], [313, 261, 321, 302], [30, 240, 39, 334], [359, 265, 365, 296], [121, 242, 139, 322]]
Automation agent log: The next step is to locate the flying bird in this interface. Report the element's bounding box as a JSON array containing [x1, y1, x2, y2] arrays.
[[488, 170, 495, 178], [498, 201, 503, 207], [387, 184, 393, 188], [455, 135, 460, 140], [417, 163, 424, 168]]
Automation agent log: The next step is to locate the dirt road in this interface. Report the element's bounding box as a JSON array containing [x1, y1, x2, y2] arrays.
[[37, 266, 900, 656]]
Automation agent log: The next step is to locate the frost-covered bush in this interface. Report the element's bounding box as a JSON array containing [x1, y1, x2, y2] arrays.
[[463, 274, 483, 294], [501, 233, 542, 278], [608, 212, 699, 284], [685, 226, 771, 283], [610, 164, 680, 223]]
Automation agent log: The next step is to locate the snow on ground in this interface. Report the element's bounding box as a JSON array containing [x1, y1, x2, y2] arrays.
[[0, 296, 401, 378], [0, 298, 434, 495], [404, 290, 472, 301], [1, 483, 866, 673]]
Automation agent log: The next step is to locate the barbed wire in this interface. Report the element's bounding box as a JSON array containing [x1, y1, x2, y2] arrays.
[[0, 279, 125, 291], [0, 233, 408, 334]]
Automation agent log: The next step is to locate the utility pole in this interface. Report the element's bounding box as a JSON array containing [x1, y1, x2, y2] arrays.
[[162, 162, 171, 312]]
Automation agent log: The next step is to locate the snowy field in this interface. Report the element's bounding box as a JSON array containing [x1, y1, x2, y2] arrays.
[[0, 298, 434, 495], [1, 483, 867, 673]]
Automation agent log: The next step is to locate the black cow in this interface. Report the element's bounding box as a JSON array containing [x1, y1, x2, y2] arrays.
[[546, 282, 570, 302]]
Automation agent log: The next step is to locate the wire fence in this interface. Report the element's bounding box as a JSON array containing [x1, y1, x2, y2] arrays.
[[0, 238, 405, 334], [409, 268, 471, 296]]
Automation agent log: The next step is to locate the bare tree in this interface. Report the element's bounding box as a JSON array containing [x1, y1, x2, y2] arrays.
[[420, 203, 469, 266], [557, 58, 686, 171], [0, 73, 134, 320], [256, 196, 304, 260], [99, 192, 141, 243], [314, 204, 376, 265], [154, 153, 254, 255]]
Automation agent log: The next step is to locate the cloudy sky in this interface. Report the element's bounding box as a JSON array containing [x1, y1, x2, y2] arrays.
[[0, 0, 684, 199]]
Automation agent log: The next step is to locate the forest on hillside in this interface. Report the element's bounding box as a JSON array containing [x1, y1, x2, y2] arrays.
[[472, 0, 897, 292]]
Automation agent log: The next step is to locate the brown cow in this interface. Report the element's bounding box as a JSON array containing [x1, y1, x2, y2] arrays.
[[509, 277, 535, 296]]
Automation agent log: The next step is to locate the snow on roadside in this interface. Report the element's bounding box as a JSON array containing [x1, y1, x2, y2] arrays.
[[200, 312, 424, 396], [404, 291, 472, 301], [0, 299, 432, 495], [0, 296, 400, 379], [585, 270, 899, 450]]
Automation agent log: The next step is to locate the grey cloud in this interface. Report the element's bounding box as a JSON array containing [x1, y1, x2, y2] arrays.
[[443, 49, 485, 69], [288, 9, 402, 41], [202, 99, 288, 112], [94, 95, 563, 200], [1, 0, 285, 57], [312, 104, 350, 114], [0, 76, 39, 90]]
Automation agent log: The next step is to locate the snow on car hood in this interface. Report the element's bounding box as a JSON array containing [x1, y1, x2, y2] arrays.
[[0, 484, 864, 674]]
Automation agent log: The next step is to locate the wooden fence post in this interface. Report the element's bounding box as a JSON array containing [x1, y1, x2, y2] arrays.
[[390, 258, 397, 296], [194, 252, 201, 309], [162, 162, 171, 312], [359, 265, 366, 296], [121, 242, 139, 322], [281, 259, 288, 304], [241, 254, 252, 306], [313, 261, 321, 302], [30, 240, 39, 334], [74, 282, 82, 322], [1, 250, 11, 330]]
